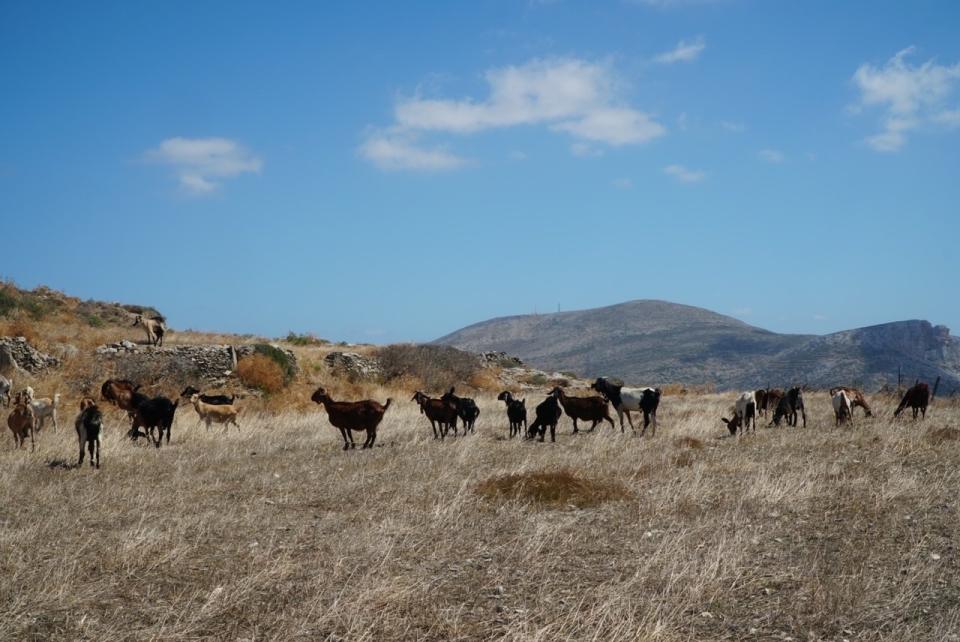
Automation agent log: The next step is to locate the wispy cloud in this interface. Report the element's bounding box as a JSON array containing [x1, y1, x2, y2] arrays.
[[358, 132, 466, 171], [570, 142, 604, 157], [758, 148, 785, 163], [146, 137, 262, 194], [654, 37, 705, 64], [363, 57, 665, 169], [663, 164, 706, 183], [852, 47, 960, 152], [612, 177, 633, 189], [721, 120, 746, 133]]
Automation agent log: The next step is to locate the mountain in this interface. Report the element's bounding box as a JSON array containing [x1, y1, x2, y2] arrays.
[[434, 300, 960, 393]]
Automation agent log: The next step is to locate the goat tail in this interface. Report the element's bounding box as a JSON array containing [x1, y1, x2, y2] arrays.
[[383, 398, 393, 411]]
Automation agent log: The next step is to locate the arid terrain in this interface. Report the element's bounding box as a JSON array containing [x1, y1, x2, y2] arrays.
[[2, 391, 959, 640], [2, 284, 960, 640]]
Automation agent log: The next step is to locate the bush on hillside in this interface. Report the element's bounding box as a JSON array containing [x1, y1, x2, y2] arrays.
[[237, 354, 286, 394], [375, 344, 481, 392]]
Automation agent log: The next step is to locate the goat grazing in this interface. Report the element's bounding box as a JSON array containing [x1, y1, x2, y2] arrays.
[[0, 375, 11, 408], [128, 396, 178, 447], [75, 400, 103, 468], [764, 388, 785, 416], [832, 389, 853, 427], [181, 386, 237, 405], [497, 391, 527, 438], [133, 314, 166, 347], [311, 387, 391, 450], [441, 387, 480, 434], [721, 392, 756, 436], [7, 395, 35, 451], [411, 391, 458, 440], [829, 386, 873, 417], [548, 386, 614, 434], [754, 389, 768, 418], [29, 392, 60, 432], [894, 382, 930, 420], [527, 394, 563, 443], [190, 394, 240, 432], [591, 378, 661, 436], [770, 387, 806, 427]]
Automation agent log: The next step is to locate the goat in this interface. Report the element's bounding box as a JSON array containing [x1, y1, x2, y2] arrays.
[[721, 392, 756, 436], [894, 382, 930, 420], [181, 386, 236, 406], [754, 389, 768, 418], [591, 378, 661, 436], [770, 386, 806, 427], [101, 379, 147, 417], [132, 314, 166, 347], [548, 386, 614, 434], [411, 391, 458, 440], [441, 387, 480, 435], [497, 391, 527, 438], [29, 392, 60, 432], [527, 394, 563, 443], [829, 386, 873, 417], [7, 395, 35, 451], [764, 388, 785, 416], [128, 396, 178, 448], [190, 394, 240, 432], [311, 387, 392, 450], [832, 389, 852, 427], [0, 375, 11, 408], [74, 400, 103, 468]]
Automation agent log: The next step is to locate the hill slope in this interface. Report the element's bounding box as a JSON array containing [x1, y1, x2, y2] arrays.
[[434, 300, 960, 392]]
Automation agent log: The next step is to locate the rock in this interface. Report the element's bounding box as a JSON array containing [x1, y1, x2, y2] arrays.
[[324, 351, 382, 381], [0, 337, 60, 374], [95, 343, 298, 384]]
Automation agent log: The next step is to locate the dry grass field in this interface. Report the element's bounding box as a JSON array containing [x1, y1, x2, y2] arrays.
[[2, 390, 959, 641]]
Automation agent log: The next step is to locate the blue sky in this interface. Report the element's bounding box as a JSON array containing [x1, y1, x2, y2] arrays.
[[2, 1, 959, 343]]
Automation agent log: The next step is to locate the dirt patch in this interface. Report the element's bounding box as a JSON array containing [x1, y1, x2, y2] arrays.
[[475, 468, 632, 509], [927, 427, 960, 444]]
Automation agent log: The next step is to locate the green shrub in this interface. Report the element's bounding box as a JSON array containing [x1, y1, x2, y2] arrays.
[[284, 332, 328, 346], [251, 344, 297, 384], [376, 344, 481, 391]]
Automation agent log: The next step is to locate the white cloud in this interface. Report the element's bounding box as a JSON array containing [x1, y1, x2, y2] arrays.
[[612, 177, 633, 189], [933, 109, 960, 128], [654, 37, 705, 64], [363, 57, 665, 168], [358, 132, 466, 172], [146, 137, 262, 194], [663, 164, 706, 183], [570, 142, 603, 157], [852, 47, 960, 151], [758, 148, 785, 163], [508, 150, 527, 160], [721, 120, 745, 133]]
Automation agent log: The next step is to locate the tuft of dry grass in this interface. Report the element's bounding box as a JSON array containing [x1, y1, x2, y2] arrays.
[[236, 353, 285, 393], [475, 468, 632, 509], [927, 426, 960, 443]]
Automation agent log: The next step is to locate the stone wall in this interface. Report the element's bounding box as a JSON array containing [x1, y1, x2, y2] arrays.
[[0, 336, 61, 375]]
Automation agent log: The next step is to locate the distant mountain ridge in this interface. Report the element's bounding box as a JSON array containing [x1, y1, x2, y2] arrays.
[[434, 300, 960, 393]]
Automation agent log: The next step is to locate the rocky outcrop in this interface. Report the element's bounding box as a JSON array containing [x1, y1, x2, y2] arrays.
[[95, 342, 297, 385], [0, 336, 61, 375], [324, 352, 383, 382]]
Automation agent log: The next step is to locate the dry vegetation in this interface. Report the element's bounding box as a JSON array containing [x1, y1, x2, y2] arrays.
[[2, 391, 959, 640]]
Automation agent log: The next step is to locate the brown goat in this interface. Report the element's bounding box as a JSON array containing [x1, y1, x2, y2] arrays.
[[764, 388, 784, 416], [548, 387, 614, 434], [7, 395, 35, 451], [754, 389, 768, 418], [411, 391, 458, 440], [312, 387, 392, 450], [101, 379, 147, 417], [829, 386, 873, 417]]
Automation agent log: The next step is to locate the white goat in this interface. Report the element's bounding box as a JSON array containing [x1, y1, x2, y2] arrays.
[[190, 394, 240, 432], [721, 392, 756, 436], [30, 392, 60, 432], [133, 314, 166, 347], [832, 389, 852, 427]]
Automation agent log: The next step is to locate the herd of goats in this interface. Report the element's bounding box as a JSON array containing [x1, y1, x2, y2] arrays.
[[0, 368, 936, 468]]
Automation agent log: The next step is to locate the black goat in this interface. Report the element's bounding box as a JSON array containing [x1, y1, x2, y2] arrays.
[[441, 387, 480, 434], [75, 401, 103, 468], [181, 386, 236, 406], [527, 395, 563, 443], [128, 396, 179, 448], [497, 391, 527, 438], [770, 386, 806, 427], [894, 382, 930, 419]]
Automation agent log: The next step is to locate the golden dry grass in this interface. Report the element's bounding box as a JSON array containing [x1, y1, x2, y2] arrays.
[[1, 392, 959, 640]]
